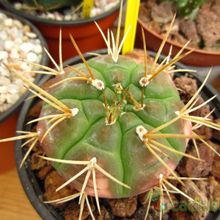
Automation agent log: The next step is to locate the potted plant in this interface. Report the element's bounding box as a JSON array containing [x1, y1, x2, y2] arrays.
[[0, 9, 48, 173], [1, 0, 121, 62], [137, 0, 220, 66], [0, 13, 220, 219]]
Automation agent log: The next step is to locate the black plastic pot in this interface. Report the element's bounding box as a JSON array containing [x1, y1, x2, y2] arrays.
[[15, 50, 220, 220]]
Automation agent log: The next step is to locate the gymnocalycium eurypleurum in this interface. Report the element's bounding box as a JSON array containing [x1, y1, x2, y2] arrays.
[[1, 1, 220, 219]]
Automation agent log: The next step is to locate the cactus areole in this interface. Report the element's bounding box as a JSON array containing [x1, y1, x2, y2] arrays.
[[37, 54, 191, 198]]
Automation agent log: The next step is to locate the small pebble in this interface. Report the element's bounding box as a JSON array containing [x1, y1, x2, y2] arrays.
[[26, 32, 37, 38], [14, 20, 22, 28], [27, 52, 38, 62], [0, 51, 8, 60], [0, 32, 7, 41], [20, 62, 29, 71], [34, 45, 43, 54], [0, 86, 7, 94], [7, 84, 19, 94], [10, 49, 20, 59], [20, 42, 34, 53], [64, 14, 72, 20], [4, 18, 13, 27], [0, 96, 6, 104], [14, 2, 22, 10], [4, 41, 14, 51], [6, 94, 20, 104], [0, 77, 10, 86]]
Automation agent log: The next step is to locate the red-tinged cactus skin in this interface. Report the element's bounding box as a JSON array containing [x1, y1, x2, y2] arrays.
[[37, 55, 191, 198]]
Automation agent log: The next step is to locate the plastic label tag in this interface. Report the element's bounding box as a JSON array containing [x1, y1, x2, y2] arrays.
[[82, 0, 94, 18]]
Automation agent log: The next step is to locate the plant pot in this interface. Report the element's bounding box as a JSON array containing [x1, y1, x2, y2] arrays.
[[136, 17, 220, 67], [15, 50, 220, 219], [1, 0, 120, 63], [0, 9, 48, 174]]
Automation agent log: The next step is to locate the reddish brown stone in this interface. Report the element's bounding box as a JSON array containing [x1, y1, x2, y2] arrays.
[[180, 180, 209, 220], [212, 158, 220, 179], [179, 19, 200, 47], [208, 176, 220, 212], [151, 2, 174, 24], [171, 211, 192, 220], [31, 152, 48, 170], [87, 205, 111, 220], [197, 3, 220, 48], [64, 202, 93, 220], [37, 165, 53, 180], [44, 171, 74, 208], [177, 141, 216, 177]]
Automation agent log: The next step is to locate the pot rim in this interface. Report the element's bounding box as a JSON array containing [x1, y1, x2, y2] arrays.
[[1, 0, 121, 26], [0, 9, 49, 123], [15, 49, 220, 220], [138, 17, 220, 56]]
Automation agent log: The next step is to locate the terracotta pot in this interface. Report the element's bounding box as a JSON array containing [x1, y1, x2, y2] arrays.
[[0, 9, 48, 174], [1, 0, 120, 62], [15, 50, 220, 219], [136, 18, 220, 67]]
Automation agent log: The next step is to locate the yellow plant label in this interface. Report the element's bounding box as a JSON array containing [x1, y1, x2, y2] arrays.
[[82, 0, 94, 18], [122, 0, 140, 54]]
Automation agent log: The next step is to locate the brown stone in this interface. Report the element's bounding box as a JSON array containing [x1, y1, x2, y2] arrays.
[[177, 141, 216, 177], [197, 3, 220, 48], [108, 197, 137, 217], [37, 165, 53, 180], [44, 171, 74, 208], [64, 202, 93, 220]]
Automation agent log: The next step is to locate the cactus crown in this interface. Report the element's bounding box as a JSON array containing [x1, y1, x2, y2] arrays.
[[36, 53, 188, 198]]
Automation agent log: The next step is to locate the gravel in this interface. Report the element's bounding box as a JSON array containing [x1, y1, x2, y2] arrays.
[[13, 0, 119, 21], [0, 12, 43, 113]]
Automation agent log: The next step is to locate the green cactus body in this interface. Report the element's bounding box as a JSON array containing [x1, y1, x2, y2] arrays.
[[22, 0, 78, 11], [37, 55, 190, 198]]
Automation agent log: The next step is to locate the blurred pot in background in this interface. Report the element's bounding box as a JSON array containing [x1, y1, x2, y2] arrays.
[[1, 0, 121, 62], [136, 0, 220, 67]]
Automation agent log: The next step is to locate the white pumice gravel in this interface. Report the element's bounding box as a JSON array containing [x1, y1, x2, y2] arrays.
[[0, 12, 43, 114], [13, 0, 119, 21]]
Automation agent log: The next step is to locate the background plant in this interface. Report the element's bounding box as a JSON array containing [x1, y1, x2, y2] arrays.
[[163, 0, 205, 18]]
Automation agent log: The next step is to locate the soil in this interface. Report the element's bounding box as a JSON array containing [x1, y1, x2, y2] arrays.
[[25, 55, 220, 220], [139, 0, 220, 52]]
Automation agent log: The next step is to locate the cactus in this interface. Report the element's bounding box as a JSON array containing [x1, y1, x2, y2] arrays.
[[36, 53, 189, 198]]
